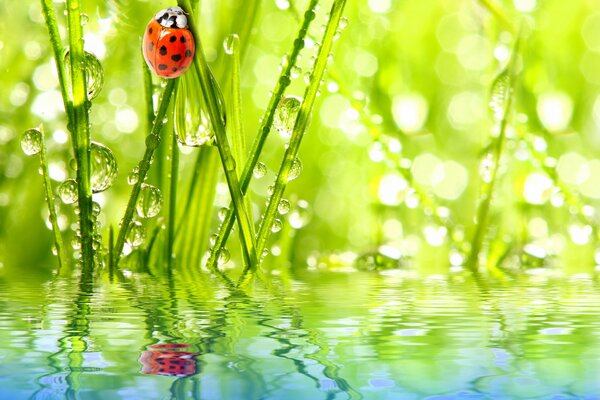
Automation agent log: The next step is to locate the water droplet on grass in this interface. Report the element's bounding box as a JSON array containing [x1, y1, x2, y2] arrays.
[[479, 152, 495, 183], [271, 219, 283, 233], [217, 248, 230, 265], [291, 65, 301, 79], [339, 17, 349, 30], [63, 50, 104, 100], [136, 184, 162, 218], [90, 142, 118, 193], [218, 207, 228, 221], [58, 179, 78, 204], [274, 96, 302, 139], [278, 199, 290, 215], [223, 34, 239, 55], [21, 128, 42, 156], [288, 158, 303, 181], [254, 162, 267, 179], [126, 221, 145, 247], [128, 165, 139, 185], [489, 69, 510, 122]]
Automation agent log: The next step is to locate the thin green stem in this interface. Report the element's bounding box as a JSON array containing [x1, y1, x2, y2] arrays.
[[179, 0, 257, 268], [250, 0, 348, 281], [167, 126, 180, 271], [228, 34, 256, 254], [206, 0, 321, 272], [142, 60, 155, 133], [478, 0, 516, 32], [113, 79, 178, 266], [39, 126, 68, 272], [66, 0, 94, 275], [467, 30, 522, 272]]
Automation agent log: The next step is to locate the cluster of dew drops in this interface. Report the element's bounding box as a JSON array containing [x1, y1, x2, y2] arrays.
[[20, 49, 164, 257]]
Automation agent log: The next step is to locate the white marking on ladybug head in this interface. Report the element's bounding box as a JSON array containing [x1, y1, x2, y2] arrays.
[[155, 6, 188, 29]]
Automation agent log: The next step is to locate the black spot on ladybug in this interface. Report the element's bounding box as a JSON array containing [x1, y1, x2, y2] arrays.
[[148, 42, 154, 51], [171, 54, 182, 62], [149, 27, 153, 34], [172, 67, 177, 72], [159, 46, 168, 56], [185, 50, 192, 57], [169, 36, 177, 43], [158, 64, 168, 71], [180, 36, 186, 43]]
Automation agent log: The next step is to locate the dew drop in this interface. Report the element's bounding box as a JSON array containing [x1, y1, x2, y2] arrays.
[[136, 184, 162, 218], [128, 165, 140, 185], [274, 96, 302, 139], [223, 34, 239, 55], [291, 65, 301, 79], [63, 50, 105, 100], [288, 158, 303, 181], [253, 162, 267, 179], [175, 68, 224, 147], [58, 179, 78, 204], [92, 201, 101, 216], [90, 141, 118, 193], [489, 69, 510, 122], [278, 199, 290, 215], [209, 234, 218, 246], [218, 207, 228, 222], [339, 16, 349, 30], [217, 248, 230, 265], [126, 221, 145, 248], [267, 185, 275, 196], [21, 128, 43, 156], [271, 219, 283, 233]]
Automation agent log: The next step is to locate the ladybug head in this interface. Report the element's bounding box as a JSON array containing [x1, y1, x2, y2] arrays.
[[155, 7, 188, 29]]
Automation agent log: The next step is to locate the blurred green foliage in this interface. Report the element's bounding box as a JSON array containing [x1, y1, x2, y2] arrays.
[[1, 0, 600, 276]]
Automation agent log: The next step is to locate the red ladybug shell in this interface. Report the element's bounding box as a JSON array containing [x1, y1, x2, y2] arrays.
[[139, 344, 199, 377], [143, 16, 195, 78]]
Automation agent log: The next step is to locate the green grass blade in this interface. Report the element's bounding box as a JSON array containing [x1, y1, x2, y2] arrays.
[[38, 126, 68, 271], [252, 0, 348, 277], [112, 79, 178, 267], [466, 28, 522, 272], [167, 128, 180, 271], [179, 0, 258, 269], [206, 0, 321, 272]]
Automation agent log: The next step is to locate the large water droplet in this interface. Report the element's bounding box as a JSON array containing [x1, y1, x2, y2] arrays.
[[217, 248, 230, 265], [21, 128, 43, 156], [58, 179, 78, 204], [253, 162, 267, 179], [223, 34, 239, 55], [489, 69, 510, 122], [278, 199, 291, 215], [175, 68, 225, 147], [126, 221, 145, 248], [90, 141, 118, 193], [63, 50, 104, 100], [288, 158, 303, 181], [274, 96, 302, 139], [136, 184, 162, 218]]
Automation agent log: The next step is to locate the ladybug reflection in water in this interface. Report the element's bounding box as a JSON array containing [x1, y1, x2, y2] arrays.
[[139, 344, 200, 377], [142, 7, 195, 78]]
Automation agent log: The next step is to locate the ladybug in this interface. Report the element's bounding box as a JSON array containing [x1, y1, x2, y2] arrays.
[[143, 7, 195, 78], [139, 344, 199, 377]]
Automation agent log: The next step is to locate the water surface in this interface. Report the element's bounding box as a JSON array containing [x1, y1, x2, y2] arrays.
[[1, 271, 599, 399]]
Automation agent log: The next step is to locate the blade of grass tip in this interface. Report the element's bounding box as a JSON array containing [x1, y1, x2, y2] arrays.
[[478, 0, 516, 33], [66, 0, 95, 275], [108, 226, 114, 281], [467, 26, 522, 272], [39, 126, 68, 272], [113, 79, 178, 267], [206, 0, 321, 272], [178, 0, 258, 268], [249, 0, 348, 283], [227, 34, 256, 243]]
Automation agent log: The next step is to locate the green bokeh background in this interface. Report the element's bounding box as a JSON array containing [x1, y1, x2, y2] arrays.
[[1, 0, 599, 276]]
